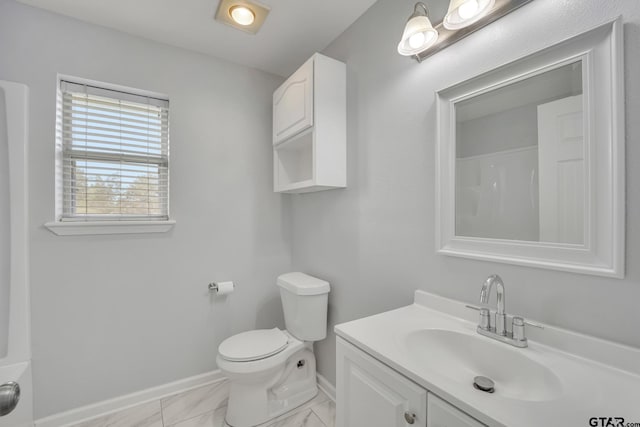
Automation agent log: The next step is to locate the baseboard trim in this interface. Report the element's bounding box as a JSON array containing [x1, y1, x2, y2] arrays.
[[35, 370, 225, 427], [316, 373, 335, 401], [36, 369, 333, 427]]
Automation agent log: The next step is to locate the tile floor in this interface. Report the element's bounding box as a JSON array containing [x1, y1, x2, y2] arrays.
[[70, 379, 335, 427]]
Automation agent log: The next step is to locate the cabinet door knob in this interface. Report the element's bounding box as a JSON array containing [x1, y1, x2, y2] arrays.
[[0, 382, 20, 416], [404, 411, 416, 424]]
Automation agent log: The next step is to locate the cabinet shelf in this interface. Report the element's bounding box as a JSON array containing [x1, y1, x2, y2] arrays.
[[276, 180, 315, 193], [274, 129, 313, 189]]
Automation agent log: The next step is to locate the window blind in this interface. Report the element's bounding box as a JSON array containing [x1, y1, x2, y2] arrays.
[[59, 80, 170, 221]]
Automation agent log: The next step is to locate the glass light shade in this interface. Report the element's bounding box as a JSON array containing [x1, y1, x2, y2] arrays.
[[443, 0, 496, 30], [397, 15, 439, 56], [229, 5, 255, 26]]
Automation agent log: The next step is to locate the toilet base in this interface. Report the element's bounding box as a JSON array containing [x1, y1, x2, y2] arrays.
[[224, 347, 318, 427]]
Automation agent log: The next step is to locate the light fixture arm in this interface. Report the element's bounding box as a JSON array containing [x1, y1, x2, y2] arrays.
[[411, 2, 430, 19]]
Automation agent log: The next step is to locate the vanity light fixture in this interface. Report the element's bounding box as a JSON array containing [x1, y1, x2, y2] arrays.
[[397, 2, 439, 56], [443, 0, 496, 30], [215, 0, 270, 35], [399, 0, 533, 62]]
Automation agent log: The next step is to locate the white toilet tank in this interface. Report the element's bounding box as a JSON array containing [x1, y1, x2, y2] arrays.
[[277, 272, 330, 341]]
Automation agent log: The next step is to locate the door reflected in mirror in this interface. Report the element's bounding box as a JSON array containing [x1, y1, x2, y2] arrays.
[[454, 61, 584, 244]]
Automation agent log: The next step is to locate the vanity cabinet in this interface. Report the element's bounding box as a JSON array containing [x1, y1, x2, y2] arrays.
[[337, 337, 485, 427], [337, 336, 426, 427], [272, 53, 346, 193]]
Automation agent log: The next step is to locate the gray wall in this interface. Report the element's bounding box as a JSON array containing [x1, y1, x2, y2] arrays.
[[291, 0, 640, 384], [457, 104, 538, 158], [0, 1, 289, 418]]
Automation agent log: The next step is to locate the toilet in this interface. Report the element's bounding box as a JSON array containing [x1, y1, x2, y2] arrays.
[[217, 272, 330, 427]]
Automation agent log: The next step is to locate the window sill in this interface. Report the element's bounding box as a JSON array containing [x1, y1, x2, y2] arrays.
[[44, 220, 176, 236]]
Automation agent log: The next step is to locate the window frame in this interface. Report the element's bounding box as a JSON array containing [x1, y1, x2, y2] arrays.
[[46, 75, 175, 236]]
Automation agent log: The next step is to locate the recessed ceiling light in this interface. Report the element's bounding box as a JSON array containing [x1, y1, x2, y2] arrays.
[[229, 5, 255, 26], [215, 0, 270, 35]]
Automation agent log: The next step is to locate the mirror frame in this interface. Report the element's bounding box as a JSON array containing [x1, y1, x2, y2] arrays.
[[436, 18, 625, 278]]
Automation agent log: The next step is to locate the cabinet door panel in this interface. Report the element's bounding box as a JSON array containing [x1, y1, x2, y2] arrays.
[[427, 394, 485, 427], [273, 58, 313, 144], [337, 337, 426, 427]]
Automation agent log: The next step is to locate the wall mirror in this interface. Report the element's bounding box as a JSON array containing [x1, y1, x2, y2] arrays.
[[436, 18, 624, 277]]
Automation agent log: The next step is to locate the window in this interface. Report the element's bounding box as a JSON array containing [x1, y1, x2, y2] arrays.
[[56, 79, 170, 224]]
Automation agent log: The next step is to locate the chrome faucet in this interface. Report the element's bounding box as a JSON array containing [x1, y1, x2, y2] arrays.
[[467, 274, 543, 348], [480, 274, 507, 336]]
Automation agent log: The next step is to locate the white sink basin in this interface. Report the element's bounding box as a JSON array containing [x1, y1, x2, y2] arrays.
[[402, 329, 564, 402]]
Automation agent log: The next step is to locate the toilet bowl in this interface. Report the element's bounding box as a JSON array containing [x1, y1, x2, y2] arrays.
[[217, 273, 330, 427]]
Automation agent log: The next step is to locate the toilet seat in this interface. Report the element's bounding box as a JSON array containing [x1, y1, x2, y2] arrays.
[[219, 328, 289, 362]]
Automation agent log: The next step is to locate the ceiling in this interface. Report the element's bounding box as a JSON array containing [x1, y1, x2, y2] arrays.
[[16, 0, 379, 77]]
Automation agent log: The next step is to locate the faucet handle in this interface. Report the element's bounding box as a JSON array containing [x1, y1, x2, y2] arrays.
[[523, 319, 544, 329], [512, 317, 526, 342], [466, 305, 491, 330], [512, 316, 544, 342], [511, 316, 544, 328]]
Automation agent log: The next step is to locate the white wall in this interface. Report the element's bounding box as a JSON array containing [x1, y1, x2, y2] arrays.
[[291, 0, 640, 384], [0, 1, 289, 418]]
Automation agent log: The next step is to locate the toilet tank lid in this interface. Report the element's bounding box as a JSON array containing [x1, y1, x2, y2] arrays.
[[277, 272, 330, 295]]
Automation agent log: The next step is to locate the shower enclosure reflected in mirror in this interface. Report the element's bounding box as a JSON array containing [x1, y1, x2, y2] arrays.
[[436, 19, 625, 277], [455, 61, 584, 244]]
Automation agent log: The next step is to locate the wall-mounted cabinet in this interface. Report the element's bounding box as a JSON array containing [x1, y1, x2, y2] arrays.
[[273, 53, 346, 193]]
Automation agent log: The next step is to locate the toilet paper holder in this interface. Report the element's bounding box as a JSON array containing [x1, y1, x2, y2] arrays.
[[208, 281, 235, 293]]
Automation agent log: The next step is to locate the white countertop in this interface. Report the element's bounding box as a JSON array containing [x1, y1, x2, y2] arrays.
[[335, 291, 640, 427]]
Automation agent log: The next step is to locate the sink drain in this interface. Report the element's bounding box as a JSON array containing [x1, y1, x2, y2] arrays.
[[473, 376, 495, 393]]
